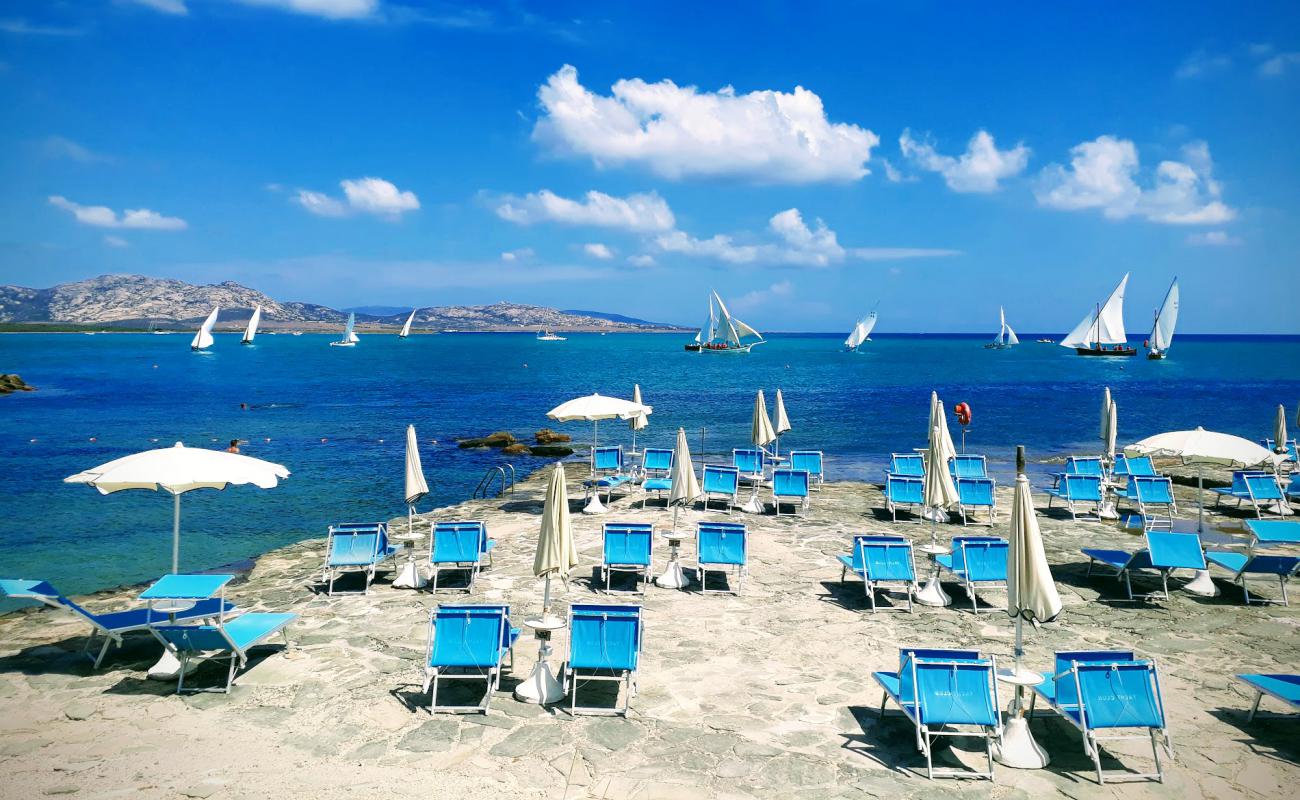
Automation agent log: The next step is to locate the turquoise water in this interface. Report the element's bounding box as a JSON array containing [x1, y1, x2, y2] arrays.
[[1, 331, 1296, 598]]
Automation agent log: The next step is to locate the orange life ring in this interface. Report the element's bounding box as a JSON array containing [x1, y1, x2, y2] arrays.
[[954, 402, 972, 426]]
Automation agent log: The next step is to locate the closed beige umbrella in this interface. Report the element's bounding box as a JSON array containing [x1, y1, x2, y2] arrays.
[[1100, 386, 1112, 442], [1273, 404, 1288, 454], [752, 390, 777, 449], [924, 391, 958, 519], [659, 427, 701, 589], [515, 462, 578, 704], [773, 389, 792, 459], [394, 424, 432, 589]]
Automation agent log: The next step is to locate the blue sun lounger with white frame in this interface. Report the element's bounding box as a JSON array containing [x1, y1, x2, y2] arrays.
[[586, 446, 633, 504], [771, 468, 810, 516], [322, 522, 399, 595], [429, 520, 493, 592], [884, 473, 925, 522], [145, 574, 295, 694], [955, 477, 997, 526], [1114, 476, 1178, 518], [1081, 530, 1207, 601], [1113, 454, 1159, 479], [838, 535, 917, 611], [1261, 438, 1298, 463], [872, 648, 1002, 780], [601, 522, 653, 595], [949, 454, 988, 479], [1237, 673, 1300, 722], [1204, 519, 1300, 605], [789, 450, 824, 490], [422, 603, 518, 714], [732, 448, 766, 485], [888, 453, 925, 478], [1030, 650, 1171, 784], [563, 603, 643, 717], [1211, 471, 1287, 518], [639, 448, 673, 508], [697, 521, 748, 594], [0, 578, 238, 668], [1046, 474, 1104, 520], [935, 536, 1008, 613], [702, 464, 740, 513]]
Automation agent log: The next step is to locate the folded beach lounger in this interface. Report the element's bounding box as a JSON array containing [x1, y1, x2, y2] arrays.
[[1211, 471, 1287, 518], [422, 604, 518, 714], [0, 578, 237, 668], [884, 473, 925, 522], [1237, 674, 1300, 722], [639, 448, 673, 508], [145, 574, 294, 694], [1046, 474, 1103, 521], [429, 521, 492, 592], [872, 648, 1001, 780], [789, 450, 824, 490], [1113, 454, 1159, 479], [771, 468, 810, 516], [1114, 476, 1178, 518], [732, 448, 766, 484], [949, 454, 988, 479], [1204, 519, 1300, 605], [888, 453, 925, 478], [1031, 651, 1171, 784], [563, 603, 643, 717], [585, 446, 634, 504], [1081, 530, 1206, 601], [322, 522, 399, 596], [955, 477, 997, 526], [601, 522, 653, 595], [936, 536, 1008, 613], [702, 464, 740, 513], [696, 521, 748, 595], [838, 534, 917, 611]]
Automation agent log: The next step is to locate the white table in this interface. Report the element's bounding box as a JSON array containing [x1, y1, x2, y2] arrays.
[[391, 532, 427, 589], [913, 542, 952, 607], [656, 530, 691, 589], [514, 616, 566, 704], [993, 667, 1049, 768]]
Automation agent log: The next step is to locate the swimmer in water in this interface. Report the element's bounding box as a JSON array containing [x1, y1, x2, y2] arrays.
[[226, 439, 240, 454]]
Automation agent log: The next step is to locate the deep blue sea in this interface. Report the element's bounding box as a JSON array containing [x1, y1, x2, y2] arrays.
[[1, 331, 1297, 599]]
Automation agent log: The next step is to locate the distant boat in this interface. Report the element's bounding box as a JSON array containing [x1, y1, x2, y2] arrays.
[[191, 306, 219, 351], [695, 290, 764, 354], [537, 330, 566, 341], [1059, 274, 1135, 357], [1146, 278, 1179, 360], [330, 313, 358, 347], [843, 311, 877, 352], [1036, 338, 1054, 344], [290, 331, 303, 336], [685, 298, 715, 351], [984, 306, 1019, 349], [399, 310, 415, 339], [241, 305, 261, 345]]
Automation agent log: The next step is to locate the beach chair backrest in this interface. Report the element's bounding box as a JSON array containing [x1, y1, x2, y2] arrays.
[[907, 656, 998, 726], [890, 453, 925, 477], [1074, 661, 1165, 730], [594, 446, 624, 473], [956, 477, 995, 507], [886, 474, 924, 504], [439, 603, 513, 649], [428, 605, 506, 668], [857, 536, 914, 581], [1063, 474, 1102, 502], [436, 521, 489, 554], [1053, 650, 1135, 708], [732, 448, 763, 475], [1146, 531, 1206, 570], [1134, 476, 1175, 505], [952, 538, 1008, 581], [328, 523, 385, 565], [603, 523, 653, 567], [789, 451, 823, 477], [698, 522, 747, 565], [1245, 474, 1283, 502], [1065, 457, 1103, 477], [896, 648, 980, 705], [642, 448, 673, 473], [0, 579, 99, 622], [1245, 520, 1300, 547], [772, 469, 809, 498], [702, 465, 739, 495], [1126, 456, 1158, 477], [431, 524, 482, 563], [950, 455, 988, 479], [569, 604, 642, 671]]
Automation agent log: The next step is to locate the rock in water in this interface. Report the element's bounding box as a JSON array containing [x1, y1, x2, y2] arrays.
[[529, 445, 574, 457], [534, 428, 571, 444], [0, 374, 35, 395], [456, 431, 517, 449], [501, 444, 531, 456]]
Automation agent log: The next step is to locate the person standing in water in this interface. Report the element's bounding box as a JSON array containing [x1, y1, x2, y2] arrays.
[[226, 439, 240, 454]]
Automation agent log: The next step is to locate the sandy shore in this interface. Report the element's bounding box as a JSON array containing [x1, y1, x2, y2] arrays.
[[1, 464, 1296, 799]]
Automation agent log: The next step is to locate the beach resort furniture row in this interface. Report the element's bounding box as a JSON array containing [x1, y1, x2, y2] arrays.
[[1210, 471, 1290, 519], [323, 520, 495, 595], [838, 535, 1009, 613], [423, 602, 642, 717], [0, 574, 296, 694], [600, 521, 748, 595], [698, 464, 813, 516], [883, 473, 997, 525]]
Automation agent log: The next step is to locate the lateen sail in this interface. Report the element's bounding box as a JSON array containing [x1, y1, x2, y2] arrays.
[[710, 290, 763, 346], [242, 305, 261, 344], [344, 313, 359, 343], [1150, 279, 1179, 353], [191, 306, 219, 350], [844, 312, 876, 349], [1060, 273, 1129, 349], [399, 310, 415, 338], [993, 307, 1019, 346]]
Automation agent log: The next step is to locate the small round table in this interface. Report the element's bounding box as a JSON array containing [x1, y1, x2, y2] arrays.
[[514, 615, 566, 705], [913, 542, 952, 607], [146, 599, 197, 680], [391, 532, 428, 589], [655, 530, 691, 589], [993, 667, 1049, 769]]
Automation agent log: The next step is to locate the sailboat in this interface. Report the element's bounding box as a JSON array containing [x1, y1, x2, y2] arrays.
[[241, 305, 261, 346], [190, 306, 219, 351], [398, 310, 416, 339], [1146, 278, 1179, 360], [843, 311, 877, 352], [536, 330, 566, 341], [684, 298, 716, 351], [330, 313, 359, 347], [984, 306, 1019, 349], [697, 290, 764, 354], [1059, 273, 1136, 356]]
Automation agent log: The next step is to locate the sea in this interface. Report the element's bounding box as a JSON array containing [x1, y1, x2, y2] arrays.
[[1, 331, 1297, 600]]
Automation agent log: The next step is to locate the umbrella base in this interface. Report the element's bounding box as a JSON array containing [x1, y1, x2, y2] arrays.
[[392, 559, 427, 589], [1097, 499, 1119, 520], [514, 659, 563, 705], [914, 575, 952, 607], [583, 495, 608, 514], [921, 506, 949, 523], [147, 648, 198, 681], [994, 717, 1050, 768], [656, 560, 689, 589], [1183, 569, 1219, 597]]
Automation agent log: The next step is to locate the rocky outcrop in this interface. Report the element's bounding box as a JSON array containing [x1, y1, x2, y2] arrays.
[[0, 374, 35, 394], [457, 431, 518, 449], [534, 429, 571, 444]]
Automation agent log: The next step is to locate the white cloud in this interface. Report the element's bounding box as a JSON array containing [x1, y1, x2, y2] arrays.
[[126, 0, 189, 15], [103, 235, 129, 248], [495, 189, 674, 232], [233, 0, 378, 20], [1187, 230, 1242, 246], [627, 254, 655, 267], [39, 135, 110, 163], [583, 243, 614, 260], [880, 158, 914, 183], [532, 65, 878, 184], [730, 280, 794, 313], [500, 248, 534, 262], [1035, 136, 1235, 225], [0, 18, 84, 36], [1175, 50, 1231, 79], [899, 129, 1029, 193], [293, 177, 419, 218], [1259, 51, 1300, 77], [49, 196, 187, 230]]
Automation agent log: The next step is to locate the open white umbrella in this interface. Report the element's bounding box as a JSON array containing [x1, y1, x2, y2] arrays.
[[394, 425, 430, 589], [547, 393, 651, 513], [515, 462, 578, 704], [629, 384, 648, 455], [773, 389, 792, 458], [658, 427, 701, 589]]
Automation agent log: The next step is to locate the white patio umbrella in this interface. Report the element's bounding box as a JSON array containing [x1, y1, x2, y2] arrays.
[[547, 393, 651, 513], [773, 389, 792, 458], [515, 461, 578, 704], [394, 424, 430, 589], [629, 384, 649, 455], [1272, 404, 1288, 454], [658, 427, 701, 589]]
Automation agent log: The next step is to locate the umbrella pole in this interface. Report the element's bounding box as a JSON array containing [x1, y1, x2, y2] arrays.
[[171, 492, 181, 573], [1184, 464, 1219, 596]]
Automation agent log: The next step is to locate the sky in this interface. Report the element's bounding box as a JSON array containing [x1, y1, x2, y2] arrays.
[[1, 1, 1298, 333]]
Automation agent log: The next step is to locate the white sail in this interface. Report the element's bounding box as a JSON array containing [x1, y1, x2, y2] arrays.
[[1005, 323, 1019, 345], [1150, 279, 1179, 353], [191, 306, 218, 350], [399, 310, 415, 338], [241, 305, 261, 344], [344, 313, 359, 343], [711, 290, 763, 345], [845, 312, 876, 349], [992, 306, 1019, 346], [1059, 307, 1098, 349], [1060, 273, 1129, 349]]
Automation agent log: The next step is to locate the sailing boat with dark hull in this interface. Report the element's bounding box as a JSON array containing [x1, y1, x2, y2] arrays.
[[1059, 274, 1136, 357], [687, 291, 765, 354], [1146, 279, 1179, 360]]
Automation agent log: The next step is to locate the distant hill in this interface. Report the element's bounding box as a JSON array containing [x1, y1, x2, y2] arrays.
[[343, 305, 410, 316], [562, 309, 677, 327]]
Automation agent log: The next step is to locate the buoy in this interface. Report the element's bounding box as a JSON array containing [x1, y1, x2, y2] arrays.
[[378, 439, 384, 443], [523, 363, 528, 368], [29, 438, 37, 443], [320, 437, 328, 443], [152, 364, 158, 369], [265, 437, 271, 442], [150, 438, 159, 443], [89, 437, 96, 442]]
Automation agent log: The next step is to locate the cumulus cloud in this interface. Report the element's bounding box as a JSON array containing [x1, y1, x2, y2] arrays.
[[730, 280, 794, 313], [103, 235, 129, 248], [899, 129, 1029, 193], [126, 0, 190, 14], [500, 248, 535, 262], [1187, 230, 1242, 246], [627, 254, 655, 267], [233, 0, 377, 20], [49, 196, 187, 230], [583, 243, 614, 260], [495, 189, 674, 232], [293, 177, 419, 218], [1035, 136, 1235, 225], [532, 65, 878, 184]]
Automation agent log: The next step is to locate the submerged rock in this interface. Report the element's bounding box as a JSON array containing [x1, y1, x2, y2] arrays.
[[534, 428, 571, 444], [0, 374, 35, 394], [528, 445, 574, 457], [457, 431, 517, 449]]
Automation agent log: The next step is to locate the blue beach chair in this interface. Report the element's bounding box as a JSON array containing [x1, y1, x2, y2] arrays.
[[422, 604, 518, 714], [1237, 674, 1300, 722], [563, 604, 643, 716], [789, 450, 824, 490], [732, 448, 765, 483], [586, 446, 633, 505], [955, 477, 997, 526], [1081, 531, 1207, 601], [0, 578, 238, 669], [429, 521, 492, 592], [872, 648, 1001, 780], [1113, 454, 1159, 479], [145, 574, 294, 694], [1031, 651, 1171, 784], [1115, 476, 1177, 518], [949, 454, 988, 479], [639, 448, 673, 508], [322, 522, 398, 596], [1262, 438, 1298, 463], [884, 473, 925, 522], [1046, 474, 1103, 521], [888, 453, 925, 478], [702, 465, 740, 513], [601, 522, 653, 595], [1204, 519, 1300, 605], [936, 536, 1008, 613], [1211, 471, 1286, 518], [771, 468, 810, 516], [837, 535, 917, 612], [696, 521, 748, 595]]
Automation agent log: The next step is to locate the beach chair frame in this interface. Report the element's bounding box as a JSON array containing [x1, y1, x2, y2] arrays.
[[422, 604, 515, 714], [936, 537, 1008, 613], [771, 468, 810, 516], [839, 535, 917, 612], [1237, 674, 1300, 723], [884, 473, 925, 522], [955, 477, 997, 526], [789, 450, 824, 491], [1082, 531, 1207, 602], [1205, 521, 1300, 605], [428, 521, 490, 593], [563, 604, 643, 717], [696, 522, 748, 595], [639, 448, 674, 509], [1047, 474, 1104, 521], [322, 522, 396, 596], [600, 523, 654, 595], [702, 465, 740, 514]]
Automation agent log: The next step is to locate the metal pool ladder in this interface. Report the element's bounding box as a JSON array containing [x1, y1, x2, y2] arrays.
[[474, 464, 515, 499]]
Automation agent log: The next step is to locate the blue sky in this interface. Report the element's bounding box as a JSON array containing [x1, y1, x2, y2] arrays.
[[1, 1, 1298, 332]]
